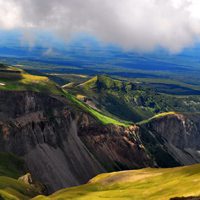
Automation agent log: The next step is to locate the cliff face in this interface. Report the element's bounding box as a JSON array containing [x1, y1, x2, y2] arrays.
[[0, 91, 152, 193], [142, 113, 200, 166], [1, 90, 200, 194], [79, 124, 153, 170]]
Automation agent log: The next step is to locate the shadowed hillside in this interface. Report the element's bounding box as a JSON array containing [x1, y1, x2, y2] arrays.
[[0, 153, 41, 200]]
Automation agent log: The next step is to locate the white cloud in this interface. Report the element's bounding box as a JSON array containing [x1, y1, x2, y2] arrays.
[[0, 1, 22, 29], [0, 0, 200, 52]]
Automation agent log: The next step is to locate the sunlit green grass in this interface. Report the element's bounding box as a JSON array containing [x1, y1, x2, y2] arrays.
[[63, 90, 130, 126], [138, 111, 178, 125], [79, 76, 98, 89], [0, 176, 39, 200], [33, 164, 200, 200], [0, 67, 62, 95]]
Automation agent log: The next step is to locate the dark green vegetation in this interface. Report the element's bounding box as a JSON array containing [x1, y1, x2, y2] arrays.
[[122, 77, 200, 95], [0, 152, 24, 179], [0, 153, 40, 200], [33, 164, 200, 200], [66, 75, 200, 122]]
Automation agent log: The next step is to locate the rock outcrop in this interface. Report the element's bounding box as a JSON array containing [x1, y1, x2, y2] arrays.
[[0, 91, 152, 193], [141, 113, 200, 166], [1, 90, 200, 194]]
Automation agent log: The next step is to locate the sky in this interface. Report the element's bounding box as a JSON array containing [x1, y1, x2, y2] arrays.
[[1, 0, 200, 53]]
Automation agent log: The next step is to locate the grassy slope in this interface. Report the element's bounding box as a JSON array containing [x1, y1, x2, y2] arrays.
[[0, 152, 24, 179], [68, 75, 200, 123], [0, 153, 40, 200], [1, 66, 197, 126], [63, 90, 129, 126], [137, 111, 178, 125], [0, 64, 127, 126], [0, 66, 62, 95], [34, 164, 200, 200], [68, 75, 155, 122]]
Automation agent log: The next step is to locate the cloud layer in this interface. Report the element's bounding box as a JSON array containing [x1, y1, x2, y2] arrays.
[[0, 0, 200, 52]]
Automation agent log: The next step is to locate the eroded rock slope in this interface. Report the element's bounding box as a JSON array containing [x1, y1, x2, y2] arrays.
[[0, 91, 152, 193], [1, 90, 200, 193]]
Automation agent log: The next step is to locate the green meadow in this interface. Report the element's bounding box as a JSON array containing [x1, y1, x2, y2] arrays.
[[34, 164, 200, 200]]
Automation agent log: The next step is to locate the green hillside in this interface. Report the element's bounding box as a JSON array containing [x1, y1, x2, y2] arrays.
[[63, 90, 129, 126], [0, 64, 127, 126], [0, 64, 62, 95], [3, 64, 199, 126], [0, 153, 40, 200], [66, 75, 200, 122], [33, 164, 200, 200]]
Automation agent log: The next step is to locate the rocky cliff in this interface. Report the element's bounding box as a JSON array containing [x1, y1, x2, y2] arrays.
[[141, 113, 200, 166], [1, 90, 200, 194], [0, 90, 153, 193]]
